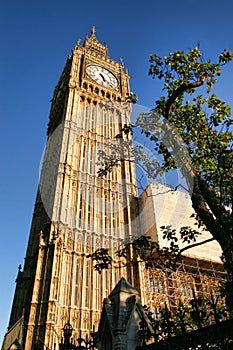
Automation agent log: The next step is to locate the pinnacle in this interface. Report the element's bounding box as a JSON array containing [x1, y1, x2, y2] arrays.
[[91, 25, 96, 37]]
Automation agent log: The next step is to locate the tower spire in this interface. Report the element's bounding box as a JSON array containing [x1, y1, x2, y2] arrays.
[[83, 25, 108, 57]]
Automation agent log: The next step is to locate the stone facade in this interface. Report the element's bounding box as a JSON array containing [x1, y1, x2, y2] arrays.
[[2, 28, 138, 350], [139, 182, 222, 263], [138, 182, 225, 316]]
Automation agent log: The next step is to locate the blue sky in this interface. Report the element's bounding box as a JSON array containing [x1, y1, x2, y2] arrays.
[[1, 0, 233, 343]]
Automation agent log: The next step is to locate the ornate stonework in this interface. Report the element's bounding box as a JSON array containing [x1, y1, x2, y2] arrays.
[[96, 278, 153, 350], [2, 28, 138, 350]]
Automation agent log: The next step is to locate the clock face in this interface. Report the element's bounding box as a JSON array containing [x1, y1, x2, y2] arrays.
[[86, 65, 118, 89]]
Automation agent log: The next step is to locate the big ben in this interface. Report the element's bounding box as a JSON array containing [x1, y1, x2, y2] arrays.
[[2, 27, 138, 350]]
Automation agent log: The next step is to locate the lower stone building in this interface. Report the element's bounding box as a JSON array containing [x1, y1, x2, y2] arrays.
[[138, 182, 226, 318], [140, 256, 226, 317]]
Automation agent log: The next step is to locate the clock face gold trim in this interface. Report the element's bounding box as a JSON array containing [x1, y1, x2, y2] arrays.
[[86, 65, 118, 89]]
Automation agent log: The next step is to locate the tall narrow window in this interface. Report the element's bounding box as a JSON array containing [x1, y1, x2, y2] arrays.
[[95, 272, 99, 310], [63, 255, 70, 306], [54, 247, 61, 300], [88, 147, 94, 174], [104, 193, 109, 230], [90, 106, 95, 130], [112, 168, 117, 182], [99, 190, 104, 229], [87, 192, 91, 228], [74, 261, 79, 306], [103, 109, 107, 136], [79, 194, 83, 222], [81, 144, 86, 172], [84, 106, 89, 130], [103, 270, 109, 298], [109, 121, 112, 139], [84, 260, 90, 307], [149, 274, 165, 294], [180, 279, 193, 299], [112, 196, 115, 229]]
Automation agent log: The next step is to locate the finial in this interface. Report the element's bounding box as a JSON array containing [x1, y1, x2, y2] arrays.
[[120, 57, 124, 66], [91, 26, 96, 37], [77, 38, 81, 46]]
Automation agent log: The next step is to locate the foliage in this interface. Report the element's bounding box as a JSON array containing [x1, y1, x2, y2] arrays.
[[139, 289, 231, 348], [145, 48, 233, 200], [88, 233, 214, 273], [139, 47, 233, 307], [87, 248, 112, 274]]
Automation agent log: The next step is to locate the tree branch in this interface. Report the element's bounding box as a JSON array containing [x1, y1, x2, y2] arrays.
[[179, 237, 215, 255], [165, 77, 206, 120]]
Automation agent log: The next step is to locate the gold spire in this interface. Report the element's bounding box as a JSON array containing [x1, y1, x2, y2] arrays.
[[83, 26, 108, 57], [91, 25, 96, 37]]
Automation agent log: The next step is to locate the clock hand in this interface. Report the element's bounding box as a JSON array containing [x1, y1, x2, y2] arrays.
[[99, 73, 106, 82]]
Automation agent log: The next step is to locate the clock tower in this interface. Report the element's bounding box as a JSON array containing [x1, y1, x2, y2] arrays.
[[3, 27, 138, 350]]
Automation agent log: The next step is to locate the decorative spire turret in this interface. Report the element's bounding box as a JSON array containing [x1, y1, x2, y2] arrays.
[[91, 25, 96, 38], [83, 26, 108, 57]]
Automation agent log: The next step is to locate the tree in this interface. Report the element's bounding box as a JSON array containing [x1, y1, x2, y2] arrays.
[[139, 47, 233, 307], [96, 46, 233, 307]]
